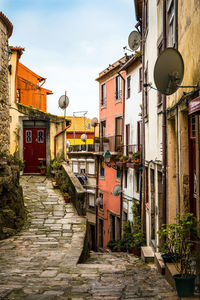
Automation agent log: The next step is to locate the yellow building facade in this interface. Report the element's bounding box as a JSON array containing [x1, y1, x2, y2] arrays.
[[66, 116, 99, 148], [167, 0, 200, 223]]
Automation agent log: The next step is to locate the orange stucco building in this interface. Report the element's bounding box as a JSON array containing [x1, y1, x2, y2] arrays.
[[16, 60, 52, 111], [96, 56, 127, 249]]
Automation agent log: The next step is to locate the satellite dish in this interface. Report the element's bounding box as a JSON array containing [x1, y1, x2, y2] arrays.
[[128, 31, 141, 51], [154, 48, 184, 95], [66, 140, 71, 148], [91, 117, 98, 127], [112, 185, 122, 197], [58, 95, 69, 110], [81, 133, 87, 142], [96, 197, 103, 206]]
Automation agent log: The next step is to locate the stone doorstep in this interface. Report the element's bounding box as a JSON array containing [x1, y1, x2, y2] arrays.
[[165, 263, 177, 289], [141, 246, 154, 263], [154, 252, 165, 275]]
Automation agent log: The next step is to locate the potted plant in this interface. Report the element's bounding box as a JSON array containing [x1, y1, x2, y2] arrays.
[[63, 192, 71, 203], [158, 213, 198, 297], [132, 151, 141, 163], [39, 165, 46, 175]]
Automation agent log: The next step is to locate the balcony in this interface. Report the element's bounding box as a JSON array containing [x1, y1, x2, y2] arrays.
[[94, 135, 123, 153]]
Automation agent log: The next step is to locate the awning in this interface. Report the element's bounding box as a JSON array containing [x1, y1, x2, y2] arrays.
[[188, 96, 200, 115]]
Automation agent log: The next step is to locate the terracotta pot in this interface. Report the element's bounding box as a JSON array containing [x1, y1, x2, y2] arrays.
[[128, 248, 140, 256], [40, 168, 46, 175]]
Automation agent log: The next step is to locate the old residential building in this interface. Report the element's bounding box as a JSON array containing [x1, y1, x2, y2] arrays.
[[119, 54, 142, 223], [95, 56, 127, 249], [8, 47, 68, 173]]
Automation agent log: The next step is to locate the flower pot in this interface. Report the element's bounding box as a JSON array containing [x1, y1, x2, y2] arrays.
[[128, 248, 140, 256], [40, 168, 46, 175], [161, 253, 174, 263], [64, 196, 71, 203], [173, 274, 196, 297]]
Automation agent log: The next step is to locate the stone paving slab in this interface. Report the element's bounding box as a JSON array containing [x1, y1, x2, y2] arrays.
[[0, 176, 196, 299]]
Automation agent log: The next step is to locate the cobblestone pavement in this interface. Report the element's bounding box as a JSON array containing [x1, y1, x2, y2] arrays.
[[0, 176, 182, 299]]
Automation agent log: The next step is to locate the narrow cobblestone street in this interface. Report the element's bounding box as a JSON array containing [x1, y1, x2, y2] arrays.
[[0, 176, 179, 299]]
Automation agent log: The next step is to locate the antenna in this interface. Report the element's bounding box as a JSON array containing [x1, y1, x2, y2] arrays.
[[91, 117, 98, 127], [128, 30, 141, 51], [112, 185, 122, 197], [58, 92, 69, 117], [154, 48, 184, 95]]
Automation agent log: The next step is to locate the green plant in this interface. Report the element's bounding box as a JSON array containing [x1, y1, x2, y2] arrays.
[[38, 164, 46, 170], [132, 151, 141, 161], [158, 213, 198, 277], [107, 240, 119, 252], [51, 157, 62, 170], [120, 155, 128, 161]]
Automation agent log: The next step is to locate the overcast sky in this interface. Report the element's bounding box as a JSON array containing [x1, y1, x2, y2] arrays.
[[2, 0, 136, 118]]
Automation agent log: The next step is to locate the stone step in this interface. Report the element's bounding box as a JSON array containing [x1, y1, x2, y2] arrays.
[[141, 246, 154, 263], [154, 252, 165, 275]]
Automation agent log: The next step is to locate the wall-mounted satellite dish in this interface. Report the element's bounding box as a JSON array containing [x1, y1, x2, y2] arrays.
[[96, 197, 103, 206], [66, 140, 71, 148], [154, 48, 184, 95], [112, 185, 122, 197], [81, 133, 87, 142], [58, 95, 69, 110], [91, 117, 98, 127], [128, 31, 141, 51]]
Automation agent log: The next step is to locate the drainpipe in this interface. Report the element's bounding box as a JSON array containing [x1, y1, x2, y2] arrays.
[[54, 123, 71, 157], [162, 0, 167, 226], [117, 72, 125, 239], [141, 3, 146, 233], [95, 155, 99, 250]]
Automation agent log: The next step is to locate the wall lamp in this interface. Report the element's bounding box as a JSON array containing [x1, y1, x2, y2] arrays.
[[103, 150, 112, 163]]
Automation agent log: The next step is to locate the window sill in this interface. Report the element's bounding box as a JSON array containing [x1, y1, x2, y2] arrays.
[[115, 98, 122, 104], [101, 105, 106, 110], [99, 176, 105, 180]]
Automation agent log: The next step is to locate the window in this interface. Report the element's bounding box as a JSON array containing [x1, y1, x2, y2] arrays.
[[115, 75, 122, 100], [139, 67, 143, 92], [99, 192, 104, 210], [115, 117, 123, 151], [116, 166, 121, 180], [101, 83, 106, 106], [72, 162, 78, 173], [126, 124, 130, 155], [16, 89, 21, 103], [88, 193, 95, 209], [100, 158, 105, 177], [37, 130, 44, 143], [88, 123, 91, 129], [88, 162, 95, 175], [100, 120, 106, 138], [144, 0, 149, 33], [127, 76, 131, 98], [124, 169, 128, 188], [26, 130, 32, 143], [167, 0, 176, 47], [136, 171, 140, 193]]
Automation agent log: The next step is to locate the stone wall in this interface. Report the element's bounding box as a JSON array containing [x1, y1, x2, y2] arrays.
[[60, 162, 87, 216], [0, 13, 25, 239], [0, 16, 10, 153]]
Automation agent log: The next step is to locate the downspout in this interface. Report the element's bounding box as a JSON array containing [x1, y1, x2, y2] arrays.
[[95, 155, 99, 251], [54, 123, 71, 157], [117, 71, 125, 239], [141, 2, 146, 233], [162, 0, 167, 226]]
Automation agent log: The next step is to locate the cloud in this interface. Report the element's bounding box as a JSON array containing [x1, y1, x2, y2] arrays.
[[4, 0, 136, 118]]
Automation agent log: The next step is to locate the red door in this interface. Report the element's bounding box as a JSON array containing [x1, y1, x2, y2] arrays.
[[189, 116, 197, 216], [23, 127, 46, 173]]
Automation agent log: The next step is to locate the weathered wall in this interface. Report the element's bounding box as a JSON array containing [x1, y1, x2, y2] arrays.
[[166, 1, 200, 222], [60, 162, 87, 216], [0, 18, 10, 153], [0, 13, 25, 239]]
